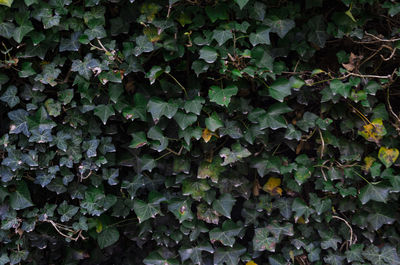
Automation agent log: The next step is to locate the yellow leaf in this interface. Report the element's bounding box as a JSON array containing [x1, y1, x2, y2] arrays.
[[202, 128, 213, 143], [0, 0, 13, 7], [96, 221, 103, 233], [363, 156, 375, 172], [378, 146, 399, 168], [246, 261, 258, 265], [262, 177, 282, 196], [358, 118, 386, 144], [296, 216, 306, 224]]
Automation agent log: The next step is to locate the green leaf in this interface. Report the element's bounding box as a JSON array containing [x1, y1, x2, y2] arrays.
[[205, 112, 224, 132], [234, 0, 249, 9], [219, 142, 251, 166], [173, 111, 197, 130], [253, 227, 278, 252], [214, 245, 246, 265], [363, 245, 400, 265], [133, 193, 163, 223], [209, 85, 238, 107], [269, 78, 292, 102], [205, 5, 229, 23], [209, 220, 241, 247], [212, 193, 236, 219], [168, 198, 194, 223], [179, 242, 214, 265], [294, 166, 313, 185], [13, 13, 34, 43], [359, 183, 390, 204], [18, 62, 36, 78], [330, 79, 351, 98], [183, 96, 205, 115], [199, 46, 218, 63], [97, 227, 120, 249], [0, 86, 19, 108], [212, 29, 233, 46], [57, 200, 79, 222], [147, 98, 179, 122], [345, 244, 364, 263], [249, 27, 271, 46], [197, 157, 225, 183], [265, 17, 295, 38], [134, 35, 154, 56], [94, 104, 115, 125], [143, 251, 179, 265], [10, 181, 34, 210], [129, 131, 148, 148]]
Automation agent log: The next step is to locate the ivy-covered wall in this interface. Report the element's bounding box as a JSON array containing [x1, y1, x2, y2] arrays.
[[1, 0, 400, 264]]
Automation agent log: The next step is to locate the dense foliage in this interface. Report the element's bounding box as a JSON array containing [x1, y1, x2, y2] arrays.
[[1, 0, 400, 264]]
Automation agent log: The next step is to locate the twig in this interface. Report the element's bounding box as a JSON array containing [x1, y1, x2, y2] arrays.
[[364, 32, 400, 42], [332, 215, 355, 247], [44, 219, 85, 241], [318, 128, 325, 160]]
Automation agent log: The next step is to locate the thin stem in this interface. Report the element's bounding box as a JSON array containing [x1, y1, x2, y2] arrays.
[[165, 72, 188, 96]]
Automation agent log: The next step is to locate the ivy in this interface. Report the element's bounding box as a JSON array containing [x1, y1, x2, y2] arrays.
[[0, 0, 400, 263]]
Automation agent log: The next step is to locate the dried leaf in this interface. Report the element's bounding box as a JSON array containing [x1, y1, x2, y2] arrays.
[[263, 177, 282, 196]]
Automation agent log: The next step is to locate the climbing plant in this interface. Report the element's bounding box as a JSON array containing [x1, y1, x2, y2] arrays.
[[0, 0, 400, 264]]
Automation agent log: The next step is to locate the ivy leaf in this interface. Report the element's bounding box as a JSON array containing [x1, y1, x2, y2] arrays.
[[219, 142, 251, 166], [345, 244, 365, 263], [94, 104, 115, 125], [143, 251, 179, 265], [199, 46, 218, 63], [249, 27, 271, 46], [183, 96, 205, 115], [13, 13, 34, 43], [212, 29, 232, 46], [330, 79, 351, 98], [378, 146, 399, 168], [0, 86, 20, 108], [134, 35, 154, 56], [133, 192, 164, 223], [359, 183, 390, 204], [363, 245, 400, 265], [0, 0, 13, 7], [209, 220, 241, 247], [179, 242, 214, 265], [168, 198, 194, 223], [197, 157, 225, 183], [263, 177, 283, 196], [366, 203, 395, 230], [214, 245, 246, 265], [10, 181, 34, 210], [209, 85, 238, 107], [253, 228, 278, 252], [173, 111, 197, 130], [234, 0, 249, 9], [97, 227, 119, 249], [265, 17, 295, 38], [147, 98, 179, 122], [71, 54, 100, 80], [205, 112, 224, 132], [266, 221, 294, 239], [57, 200, 79, 222], [212, 193, 236, 219], [269, 78, 292, 102]]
